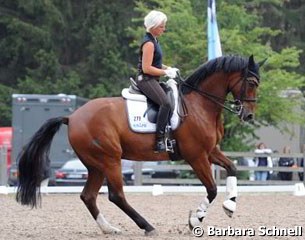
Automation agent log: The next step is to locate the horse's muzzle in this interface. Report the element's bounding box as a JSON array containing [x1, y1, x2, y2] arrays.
[[239, 108, 254, 122], [243, 113, 254, 122]]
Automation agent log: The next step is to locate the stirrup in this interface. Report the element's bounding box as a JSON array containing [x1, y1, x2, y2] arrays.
[[165, 138, 176, 153]]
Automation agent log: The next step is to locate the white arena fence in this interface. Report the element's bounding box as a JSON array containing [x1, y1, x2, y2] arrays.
[[1, 147, 305, 194], [0, 185, 299, 195], [130, 152, 305, 186]]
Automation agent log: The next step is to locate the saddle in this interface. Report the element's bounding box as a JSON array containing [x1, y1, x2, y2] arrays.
[[122, 78, 180, 131], [121, 78, 181, 154], [131, 78, 175, 123]]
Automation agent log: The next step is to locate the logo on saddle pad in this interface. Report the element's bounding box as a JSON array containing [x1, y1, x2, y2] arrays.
[[121, 79, 180, 133]]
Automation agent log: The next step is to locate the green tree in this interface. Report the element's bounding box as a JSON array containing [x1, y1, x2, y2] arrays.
[[257, 0, 305, 75], [80, 0, 136, 98], [0, 84, 14, 126], [0, 0, 136, 125]]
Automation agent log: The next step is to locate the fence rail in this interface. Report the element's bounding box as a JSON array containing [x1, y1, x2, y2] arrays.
[[0, 150, 304, 186], [131, 152, 305, 186]]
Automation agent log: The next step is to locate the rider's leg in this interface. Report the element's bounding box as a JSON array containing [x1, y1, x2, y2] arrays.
[[136, 78, 171, 152], [155, 103, 170, 152]]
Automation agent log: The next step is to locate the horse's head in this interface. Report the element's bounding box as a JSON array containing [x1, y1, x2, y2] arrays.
[[181, 55, 265, 122], [228, 55, 261, 122]]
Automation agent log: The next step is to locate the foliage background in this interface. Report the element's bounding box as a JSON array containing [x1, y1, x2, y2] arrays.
[[0, 0, 304, 151]]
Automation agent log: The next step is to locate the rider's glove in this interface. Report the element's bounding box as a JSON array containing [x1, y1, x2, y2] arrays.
[[164, 67, 179, 79]]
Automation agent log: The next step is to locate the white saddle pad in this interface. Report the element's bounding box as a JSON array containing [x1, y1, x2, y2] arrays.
[[121, 79, 180, 133]]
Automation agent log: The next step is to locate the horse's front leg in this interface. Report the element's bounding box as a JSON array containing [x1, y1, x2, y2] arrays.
[[209, 147, 237, 217], [187, 155, 217, 230]]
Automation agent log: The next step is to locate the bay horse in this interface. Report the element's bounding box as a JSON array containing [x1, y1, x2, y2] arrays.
[[16, 55, 262, 236]]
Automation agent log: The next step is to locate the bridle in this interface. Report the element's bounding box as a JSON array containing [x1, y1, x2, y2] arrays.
[[177, 69, 260, 117], [226, 69, 260, 116], [228, 69, 259, 103]]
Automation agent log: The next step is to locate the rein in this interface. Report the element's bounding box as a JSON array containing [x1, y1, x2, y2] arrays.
[[177, 75, 243, 116]]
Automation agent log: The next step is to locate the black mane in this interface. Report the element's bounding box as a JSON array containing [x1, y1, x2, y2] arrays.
[[182, 55, 250, 94]]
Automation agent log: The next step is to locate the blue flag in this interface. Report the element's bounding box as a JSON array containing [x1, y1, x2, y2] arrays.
[[207, 0, 222, 60]]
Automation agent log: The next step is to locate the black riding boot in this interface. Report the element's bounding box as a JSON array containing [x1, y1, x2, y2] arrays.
[[154, 105, 170, 153], [155, 131, 166, 152]]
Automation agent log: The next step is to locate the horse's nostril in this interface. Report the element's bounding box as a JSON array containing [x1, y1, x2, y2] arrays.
[[245, 113, 254, 122]]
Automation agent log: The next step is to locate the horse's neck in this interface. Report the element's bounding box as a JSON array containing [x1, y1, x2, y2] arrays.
[[188, 72, 228, 112], [202, 72, 229, 100]]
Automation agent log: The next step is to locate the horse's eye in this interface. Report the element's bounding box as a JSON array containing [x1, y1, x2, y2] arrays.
[[247, 80, 258, 88], [248, 82, 255, 88]]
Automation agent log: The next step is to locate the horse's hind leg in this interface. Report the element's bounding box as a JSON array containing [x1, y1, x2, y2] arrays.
[[209, 147, 237, 217], [187, 155, 217, 230], [104, 158, 156, 236], [80, 167, 121, 234]]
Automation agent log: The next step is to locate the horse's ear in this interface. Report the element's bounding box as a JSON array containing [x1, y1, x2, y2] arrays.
[[258, 58, 268, 67], [248, 55, 255, 66]]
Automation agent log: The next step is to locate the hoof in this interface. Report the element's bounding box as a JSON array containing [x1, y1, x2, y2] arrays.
[[102, 226, 122, 235], [223, 199, 236, 218], [145, 229, 158, 236], [223, 206, 233, 218], [188, 210, 201, 231]]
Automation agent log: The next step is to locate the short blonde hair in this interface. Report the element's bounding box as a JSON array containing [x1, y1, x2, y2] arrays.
[[144, 10, 167, 32]]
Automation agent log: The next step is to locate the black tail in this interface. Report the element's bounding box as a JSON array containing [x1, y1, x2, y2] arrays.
[[16, 117, 65, 208]]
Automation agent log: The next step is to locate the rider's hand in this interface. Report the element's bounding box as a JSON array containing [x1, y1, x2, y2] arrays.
[[164, 67, 179, 79], [171, 67, 180, 74]]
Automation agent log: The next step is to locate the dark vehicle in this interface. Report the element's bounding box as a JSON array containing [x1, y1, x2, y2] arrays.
[[122, 161, 179, 185], [55, 159, 88, 186]]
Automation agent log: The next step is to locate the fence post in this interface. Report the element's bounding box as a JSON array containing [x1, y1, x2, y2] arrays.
[[133, 162, 143, 186], [214, 165, 221, 185], [0, 146, 8, 186], [303, 152, 305, 186]]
